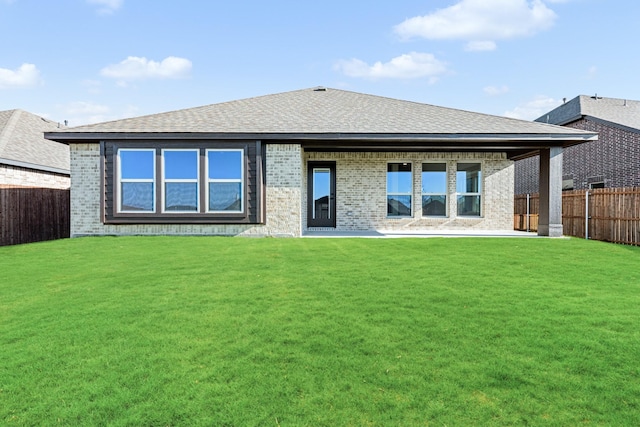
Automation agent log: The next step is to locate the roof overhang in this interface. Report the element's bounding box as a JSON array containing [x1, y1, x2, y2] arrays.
[[0, 156, 70, 175], [45, 131, 598, 160]]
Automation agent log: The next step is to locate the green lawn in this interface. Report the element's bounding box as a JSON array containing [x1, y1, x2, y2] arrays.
[[1, 236, 639, 426]]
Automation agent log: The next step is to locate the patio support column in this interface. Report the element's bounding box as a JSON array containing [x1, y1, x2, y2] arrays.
[[538, 147, 563, 237]]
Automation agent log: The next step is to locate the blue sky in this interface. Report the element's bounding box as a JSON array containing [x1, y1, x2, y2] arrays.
[[1, 0, 638, 126]]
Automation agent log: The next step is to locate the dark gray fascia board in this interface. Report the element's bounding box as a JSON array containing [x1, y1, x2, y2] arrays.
[[0, 156, 70, 175], [45, 131, 598, 144], [584, 115, 640, 135], [535, 113, 584, 126], [536, 113, 640, 134]]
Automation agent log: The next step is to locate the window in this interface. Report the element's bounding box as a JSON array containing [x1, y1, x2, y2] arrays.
[[207, 149, 243, 212], [110, 144, 257, 223], [162, 149, 199, 212], [589, 182, 605, 189], [422, 163, 447, 216], [456, 163, 481, 216], [562, 178, 574, 191], [118, 149, 155, 212], [387, 163, 412, 217]]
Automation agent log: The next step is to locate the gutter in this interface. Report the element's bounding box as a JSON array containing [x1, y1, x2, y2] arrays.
[[45, 131, 599, 144], [0, 157, 70, 176]]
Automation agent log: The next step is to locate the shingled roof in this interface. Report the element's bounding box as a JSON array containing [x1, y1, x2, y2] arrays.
[[0, 109, 69, 174], [49, 87, 595, 138], [536, 95, 640, 132]]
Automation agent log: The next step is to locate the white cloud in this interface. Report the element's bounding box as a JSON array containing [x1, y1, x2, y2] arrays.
[[56, 101, 111, 126], [0, 63, 41, 89], [100, 56, 192, 82], [334, 52, 447, 82], [504, 96, 560, 120], [64, 101, 110, 116], [465, 41, 497, 52], [57, 102, 140, 126], [484, 85, 509, 96], [87, 0, 123, 15], [394, 0, 557, 49], [81, 79, 103, 94], [586, 65, 597, 79]]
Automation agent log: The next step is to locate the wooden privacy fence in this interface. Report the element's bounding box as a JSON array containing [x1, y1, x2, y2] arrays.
[[0, 185, 70, 246], [515, 187, 640, 246]]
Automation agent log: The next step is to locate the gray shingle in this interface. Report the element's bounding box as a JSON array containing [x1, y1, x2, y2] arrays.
[[55, 87, 591, 136], [536, 95, 640, 131], [0, 109, 70, 173]]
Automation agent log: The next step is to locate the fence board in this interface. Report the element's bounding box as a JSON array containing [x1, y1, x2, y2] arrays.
[[0, 185, 70, 246], [515, 187, 640, 246]]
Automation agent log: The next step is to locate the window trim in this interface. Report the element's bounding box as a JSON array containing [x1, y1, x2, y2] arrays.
[[456, 162, 482, 217], [421, 162, 448, 217], [589, 181, 605, 189], [206, 148, 244, 214], [117, 148, 156, 214], [386, 162, 413, 218]]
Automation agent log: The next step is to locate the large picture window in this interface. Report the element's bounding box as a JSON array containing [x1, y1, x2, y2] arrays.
[[422, 163, 447, 216], [110, 144, 256, 223], [456, 163, 482, 216], [387, 163, 412, 217]]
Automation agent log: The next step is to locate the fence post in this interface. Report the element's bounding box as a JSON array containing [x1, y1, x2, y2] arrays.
[[585, 190, 590, 240], [526, 193, 530, 232]]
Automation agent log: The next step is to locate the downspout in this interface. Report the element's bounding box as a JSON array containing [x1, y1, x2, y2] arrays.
[[526, 193, 530, 232], [585, 189, 590, 239]]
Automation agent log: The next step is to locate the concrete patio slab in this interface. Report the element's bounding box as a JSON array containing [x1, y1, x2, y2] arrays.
[[303, 230, 540, 238]]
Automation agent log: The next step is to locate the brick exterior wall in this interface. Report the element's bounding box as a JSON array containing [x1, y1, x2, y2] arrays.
[[304, 152, 514, 231], [515, 118, 640, 194], [0, 164, 70, 189], [69, 143, 302, 237], [70, 144, 514, 237]]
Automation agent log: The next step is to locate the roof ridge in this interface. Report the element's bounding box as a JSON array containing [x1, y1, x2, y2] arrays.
[[0, 109, 21, 156]]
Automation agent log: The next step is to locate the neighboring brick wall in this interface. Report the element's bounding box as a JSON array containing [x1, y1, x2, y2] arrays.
[[304, 152, 514, 231], [515, 118, 640, 193], [514, 156, 539, 195], [0, 164, 69, 189], [69, 143, 303, 237]]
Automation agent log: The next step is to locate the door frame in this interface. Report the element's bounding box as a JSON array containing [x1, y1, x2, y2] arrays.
[[307, 161, 336, 228]]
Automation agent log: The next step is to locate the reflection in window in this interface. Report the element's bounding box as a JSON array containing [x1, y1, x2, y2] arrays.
[[119, 149, 155, 212], [312, 168, 331, 219], [207, 150, 243, 212], [163, 149, 199, 212], [457, 163, 481, 216], [422, 163, 447, 216], [387, 163, 412, 217]]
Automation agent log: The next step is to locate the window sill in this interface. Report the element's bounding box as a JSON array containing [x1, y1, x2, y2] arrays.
[[105, 215, 258, 225]]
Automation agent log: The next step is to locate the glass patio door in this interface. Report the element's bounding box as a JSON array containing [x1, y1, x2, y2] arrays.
[[307, 162, 336, 227]]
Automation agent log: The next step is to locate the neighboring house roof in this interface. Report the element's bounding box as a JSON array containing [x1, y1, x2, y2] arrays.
[[0, 109, 70, 174], [536, 95, 640, 132], [46, 87, 597, 159]]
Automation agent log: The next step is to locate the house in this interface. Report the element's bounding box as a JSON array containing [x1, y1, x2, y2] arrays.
[[45, 87, 597, 238], [0, 109, 70, 189], [516, 95, 640, 193]]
